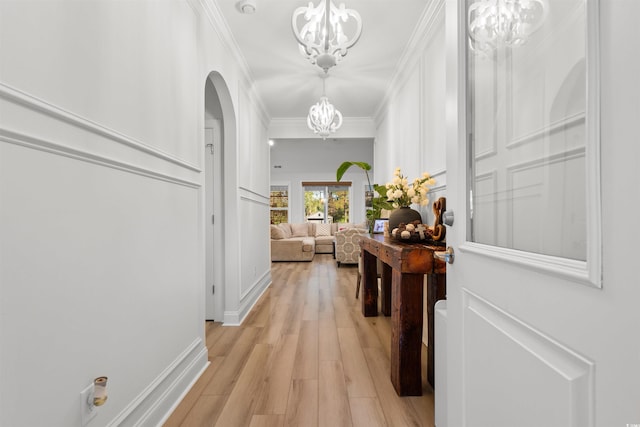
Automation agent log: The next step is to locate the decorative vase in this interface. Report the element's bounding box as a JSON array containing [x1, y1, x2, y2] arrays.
[[388, 206, 422, 231]]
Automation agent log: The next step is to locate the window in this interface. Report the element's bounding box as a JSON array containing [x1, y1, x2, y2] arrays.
[[270, 185, 289, 224], [302, 182, 351, 224]]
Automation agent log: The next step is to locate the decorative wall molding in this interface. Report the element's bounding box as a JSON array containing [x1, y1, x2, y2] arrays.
[[108, 338, 209, 427], [507, 146, 585, 175], [224, 272, 271, 325], [0, 128, 200, 189], [462, 289, 594, 426], [474, 132, 498, 161], [460, 241, 593, 286], [429, 169, 447, 183], [240, 186, 270, 205], [473, 170, 498, 245], [507, 111, 586, 150], [0, 83, 200, 172]]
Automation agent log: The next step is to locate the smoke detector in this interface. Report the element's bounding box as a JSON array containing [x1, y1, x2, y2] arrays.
[[238, 0, 256, 14]]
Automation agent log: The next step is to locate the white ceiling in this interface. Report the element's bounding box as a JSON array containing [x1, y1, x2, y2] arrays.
[[215, 0, 431, 122]]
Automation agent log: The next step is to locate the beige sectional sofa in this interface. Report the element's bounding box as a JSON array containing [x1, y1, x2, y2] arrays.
[[270, 222, 366, 262]]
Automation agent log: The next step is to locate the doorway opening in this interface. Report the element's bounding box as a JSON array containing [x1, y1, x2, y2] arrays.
[[203, 72, 236, 325]]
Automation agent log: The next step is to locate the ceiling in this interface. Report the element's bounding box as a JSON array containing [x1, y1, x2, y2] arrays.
[[215, 0, 431, 123]]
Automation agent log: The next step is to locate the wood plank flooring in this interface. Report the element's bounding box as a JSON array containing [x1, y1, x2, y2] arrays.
[[164, 254, 435, 427]]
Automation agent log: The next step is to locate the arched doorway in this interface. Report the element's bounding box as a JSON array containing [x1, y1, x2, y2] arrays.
[[203, 72, 236, 322]]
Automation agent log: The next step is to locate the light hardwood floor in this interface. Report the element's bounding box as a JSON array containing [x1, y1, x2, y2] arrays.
[[164, 254, 435, 427]]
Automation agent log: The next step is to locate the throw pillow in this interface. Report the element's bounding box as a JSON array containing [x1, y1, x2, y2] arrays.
[[316, 223, 331, 237], [270, 224, 285, 240], [278, 223, 292, 238], [291, 223, 309, 237]]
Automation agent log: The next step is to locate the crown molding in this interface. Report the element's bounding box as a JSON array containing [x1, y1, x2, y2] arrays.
[[269, 117, 376, 139], [374, 0, 445, 125], [194, 0, 270, 123]]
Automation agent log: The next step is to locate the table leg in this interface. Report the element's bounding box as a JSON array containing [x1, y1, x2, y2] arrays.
[[361, 248, 378, 317], [380, 262, 392, 316], [390, 269, 424, 396]]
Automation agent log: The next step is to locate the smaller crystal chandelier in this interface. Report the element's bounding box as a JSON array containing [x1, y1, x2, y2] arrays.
[[468, 0, 548, 54], [307, 76, 343, 139], [292, 0, 363, 72]]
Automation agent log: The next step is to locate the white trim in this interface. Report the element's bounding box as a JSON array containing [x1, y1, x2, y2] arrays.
[[240, 186, 270, 204], [0, 129, 200, 189], [374, 0, 445, 124], [0, 83, 200, 172], [586, 0, 602, 289], [155, 361, 210, 427], [107, 339, 208, 427], [193, 0, 269, 122], [224, 274, 271, 326], [506, 112, 586, 150], [462, 288, 595, 427], [459, 242, 597, 287]]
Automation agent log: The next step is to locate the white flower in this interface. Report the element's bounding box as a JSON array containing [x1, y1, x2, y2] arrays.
[[386, 167, 436, 208]]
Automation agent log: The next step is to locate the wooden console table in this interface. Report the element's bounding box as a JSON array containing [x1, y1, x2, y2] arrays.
[[359, 234, 446, 396]]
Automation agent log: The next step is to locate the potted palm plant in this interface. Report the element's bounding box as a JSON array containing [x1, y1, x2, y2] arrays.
[[336, 161, 394, 234]]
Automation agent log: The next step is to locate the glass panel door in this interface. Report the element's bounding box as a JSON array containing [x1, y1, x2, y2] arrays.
[[467, 0, 587, 261]]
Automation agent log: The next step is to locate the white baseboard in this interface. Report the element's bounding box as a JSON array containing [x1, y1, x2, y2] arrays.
[[106, 338, 208, 427]]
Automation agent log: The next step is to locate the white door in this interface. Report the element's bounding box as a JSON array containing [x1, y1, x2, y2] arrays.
[[441, 0, 640, 426], [205, 120, 224, 321]]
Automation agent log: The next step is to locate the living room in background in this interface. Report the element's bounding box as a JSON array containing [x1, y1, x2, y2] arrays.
[[302, 181, 351, 224], [270, 184, 290, 224]]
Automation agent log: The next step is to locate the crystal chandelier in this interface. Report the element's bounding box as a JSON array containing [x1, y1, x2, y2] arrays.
[[307, 77, 343, 139], [468, 0, 548, 54], [292, 0, 363, 72]]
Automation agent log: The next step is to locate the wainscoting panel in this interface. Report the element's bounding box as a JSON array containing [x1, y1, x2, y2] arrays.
[[0, 83, 201, 186], [473, 170, 498, 246], [0, 97, 207, 426], [462, 289, 594, 427], [507, 148, 586, 260]]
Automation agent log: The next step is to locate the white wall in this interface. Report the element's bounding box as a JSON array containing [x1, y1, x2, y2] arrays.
[[0, 0, 270, 425], [270, 138, 374, 224], [374, 0, 447, 344]]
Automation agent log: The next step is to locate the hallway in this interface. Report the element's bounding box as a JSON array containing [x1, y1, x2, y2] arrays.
[[164, 254, 434, 426]]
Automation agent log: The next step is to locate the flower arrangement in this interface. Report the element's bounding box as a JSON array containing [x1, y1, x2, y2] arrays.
[[385, 168, 436, 208]]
